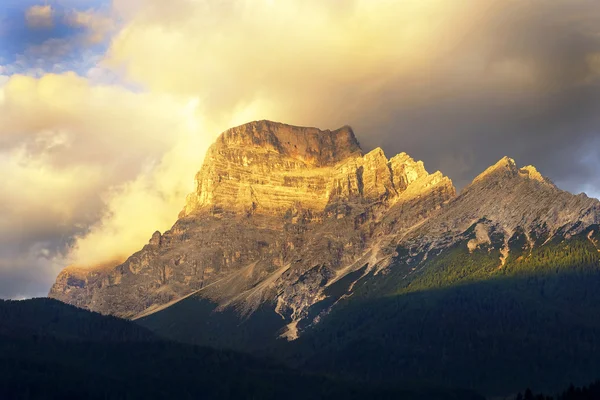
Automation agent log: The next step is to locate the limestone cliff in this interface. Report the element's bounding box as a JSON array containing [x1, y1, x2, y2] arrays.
[[181, 121, 363, 215]]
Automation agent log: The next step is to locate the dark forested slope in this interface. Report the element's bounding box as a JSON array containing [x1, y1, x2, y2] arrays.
[[139, 227, 600, 397], [0, 298, 482, 400]]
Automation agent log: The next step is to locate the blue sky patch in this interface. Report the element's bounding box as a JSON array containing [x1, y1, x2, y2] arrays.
[[0, 0, 112, 76]]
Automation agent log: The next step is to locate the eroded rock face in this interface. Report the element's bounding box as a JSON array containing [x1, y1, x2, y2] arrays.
[[181, 121, 364, 216], [49, 120, 454, 320]]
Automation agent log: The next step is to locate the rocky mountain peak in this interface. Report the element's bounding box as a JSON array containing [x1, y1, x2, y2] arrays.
[[389, 152, 429, 191], [214, 120, 363, 167], [471, 157, 558, 190], [47, 121, 600, 351], [181, 121, 454, 217], [471, 156, 518, 185], [470, 156, 556, 189], [181, 121, 367, 216], [412, 156, 600, 246]]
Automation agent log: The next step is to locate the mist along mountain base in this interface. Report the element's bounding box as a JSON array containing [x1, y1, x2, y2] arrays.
[[49, 120, 600, 396]]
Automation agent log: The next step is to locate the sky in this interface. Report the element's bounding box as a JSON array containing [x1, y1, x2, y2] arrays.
[[1, 0, 600, 299]]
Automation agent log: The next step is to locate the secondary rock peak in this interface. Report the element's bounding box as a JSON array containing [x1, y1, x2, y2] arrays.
[[519, 165, 555, 187], [470, 156, 557, 190], [471, 156, 518, 185]]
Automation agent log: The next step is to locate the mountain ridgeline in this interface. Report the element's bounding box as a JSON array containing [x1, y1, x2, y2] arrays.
[[49, 120, 600, 396]]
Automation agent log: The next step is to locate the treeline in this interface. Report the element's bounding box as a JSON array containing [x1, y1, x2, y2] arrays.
[[503, 234, 600, 276], [516, 380, 600, 400]]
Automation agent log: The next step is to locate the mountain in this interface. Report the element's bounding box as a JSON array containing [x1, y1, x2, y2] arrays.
[[0, 298, 483, 400], [49, 120, 600, 396], [50, 120, 455, 322]]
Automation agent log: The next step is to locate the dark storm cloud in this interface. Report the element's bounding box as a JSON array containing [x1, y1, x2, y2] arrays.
[[0, 243, 69, 299], [350, 0, 600, 195], [112, 0, 600, 196]]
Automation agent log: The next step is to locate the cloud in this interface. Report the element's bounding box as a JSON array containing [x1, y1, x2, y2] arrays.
[[0, 256, 62, 299], [106, 0, 600, 192], [3, 38, 74, 76], [25, 5, 54, 29], [0, 147, 102, 298], [67, 94, 267, 267], [0, 72, 216, 297], [67, 98, 215, 267], [65, 9, 115, 44]]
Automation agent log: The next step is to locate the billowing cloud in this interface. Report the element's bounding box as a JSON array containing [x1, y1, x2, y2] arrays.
[[106, 0, 600, 191], [0, 147, 102, 298], [25, 5, 54, 29], [0, 73, 215, 297], [67, 98, 214, 267]]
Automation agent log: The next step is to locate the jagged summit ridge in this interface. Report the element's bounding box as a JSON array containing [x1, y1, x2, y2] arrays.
[[471, 156, 517, 184], [518, 165, 554, 186], [182, 120, 454, 216]]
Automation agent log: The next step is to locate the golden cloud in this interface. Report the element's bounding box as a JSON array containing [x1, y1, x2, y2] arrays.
[[105, 0, 569, 132], [25, 5, 54, 29], [58, 0, 600, 269], [0, 73, 217, 281]]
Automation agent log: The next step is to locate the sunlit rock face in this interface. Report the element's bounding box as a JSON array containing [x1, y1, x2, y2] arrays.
[[181, 121, 364, 216], [181, 120, 449, 217], [49, 120, 455, 319]]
